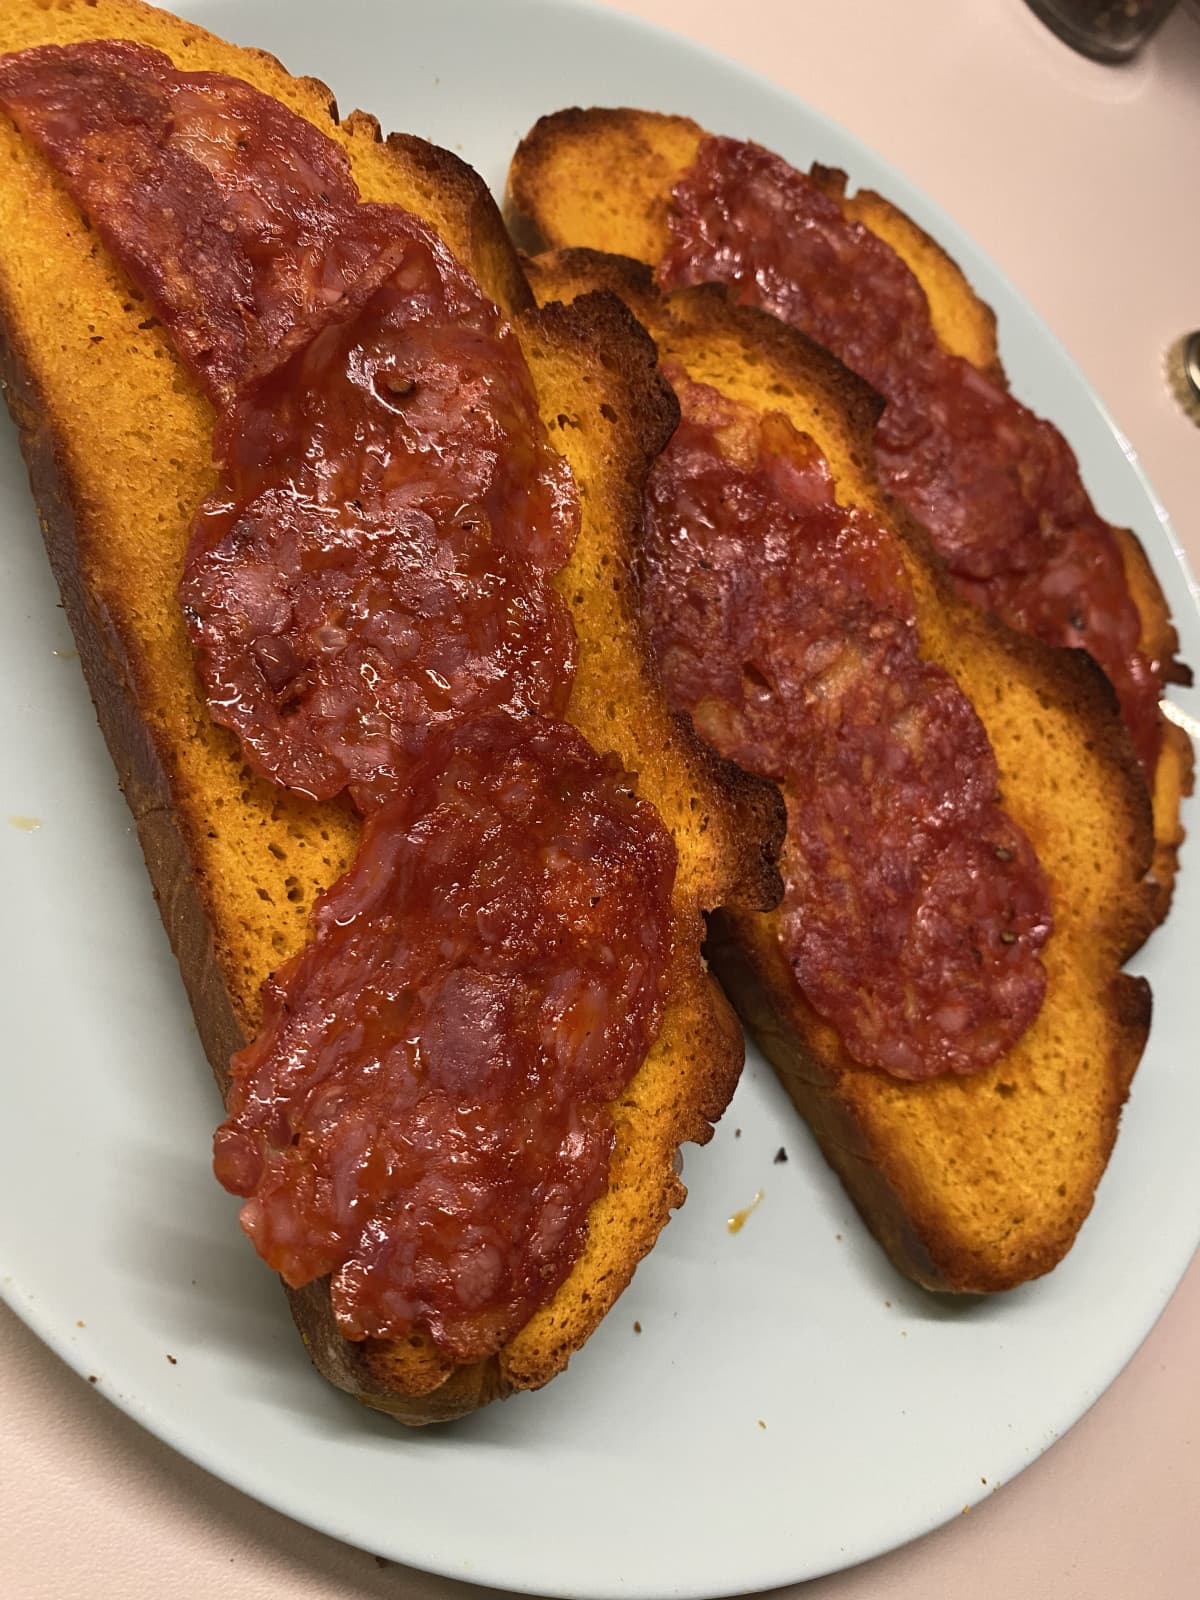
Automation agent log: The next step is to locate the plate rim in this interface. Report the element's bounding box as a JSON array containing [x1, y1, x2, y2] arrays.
[[1, 0, 1197, 1595]]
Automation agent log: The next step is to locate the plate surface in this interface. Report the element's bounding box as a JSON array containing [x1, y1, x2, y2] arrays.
[[1, 1, 1197, 1596]]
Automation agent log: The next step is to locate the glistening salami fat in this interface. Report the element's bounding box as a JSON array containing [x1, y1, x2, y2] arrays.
[[644, 374, 1050, 1079], [180, 234, 579, 811], [213, 714, 677, 1361], [659, 136, 1163, 777]]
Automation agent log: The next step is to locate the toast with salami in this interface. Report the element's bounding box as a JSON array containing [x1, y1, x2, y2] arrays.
[[522, 248, 1156, 1292], [508, 108, 1192, 924], [0, 2, 783, 1423]]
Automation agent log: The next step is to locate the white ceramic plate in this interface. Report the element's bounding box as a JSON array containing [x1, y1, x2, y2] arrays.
[[1, 1, 1197, 1596]]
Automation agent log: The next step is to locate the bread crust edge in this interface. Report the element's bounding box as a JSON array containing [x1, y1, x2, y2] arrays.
[[0, 21, 791, 1414]]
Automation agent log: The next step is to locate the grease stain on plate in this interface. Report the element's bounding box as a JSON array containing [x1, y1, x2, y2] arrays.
[[727, 1190, 764, 1234]]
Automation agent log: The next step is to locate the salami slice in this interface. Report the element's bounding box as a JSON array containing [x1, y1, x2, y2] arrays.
[[660, 136, 1162, 775], [180, 232, 578, 811], [645, 376, 1051, 1078], [0, 41, 580, 811], [0, 41, 396, 404], [213, 715, 676, 1359]]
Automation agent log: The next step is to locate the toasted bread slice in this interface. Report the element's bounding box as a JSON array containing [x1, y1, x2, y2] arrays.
[[0, 1, 783, 1423], [525, 248, 1155, 1291], [508, 107, 1192, 921]]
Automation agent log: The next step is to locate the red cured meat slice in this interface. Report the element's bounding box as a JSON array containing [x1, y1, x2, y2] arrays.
[[2, 40, 671, 1352], [0, 40, 395, 404], [0, 41, 581, 810], [213, 714, 676, 1359], [644, 377, 1050, 1079], [659, 135, 1162, 776], [180, 230, 579, 812]]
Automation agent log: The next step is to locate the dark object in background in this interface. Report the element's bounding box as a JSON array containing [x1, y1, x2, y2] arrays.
[[1024, 0, 1179, 60], [1167, 332, 1200, 427]]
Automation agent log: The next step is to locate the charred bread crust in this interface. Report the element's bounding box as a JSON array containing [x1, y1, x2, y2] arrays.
[[508, 107, 702, 265], [525, 248, 1157, 1291], [709, 914, 1152, 1292], [514, 287, 785, 916], [0, 0, 782, 1422], [372, 125, 537, 319], [507, 107, 1187, 919], [1109, 522, 1195, 919]]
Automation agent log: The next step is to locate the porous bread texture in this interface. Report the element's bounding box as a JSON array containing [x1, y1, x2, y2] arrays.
[[525, 248, 1156, 1291], [508, 106, 1192, 923], [0, 0, 783, 1423]]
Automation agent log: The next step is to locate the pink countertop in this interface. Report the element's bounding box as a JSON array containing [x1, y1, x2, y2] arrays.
[[3, 1, 1197, 1595]]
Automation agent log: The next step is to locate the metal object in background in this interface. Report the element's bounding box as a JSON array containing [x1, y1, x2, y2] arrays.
[[1024, 0, 1180, 60], [1168, 332, 1200, 427]]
